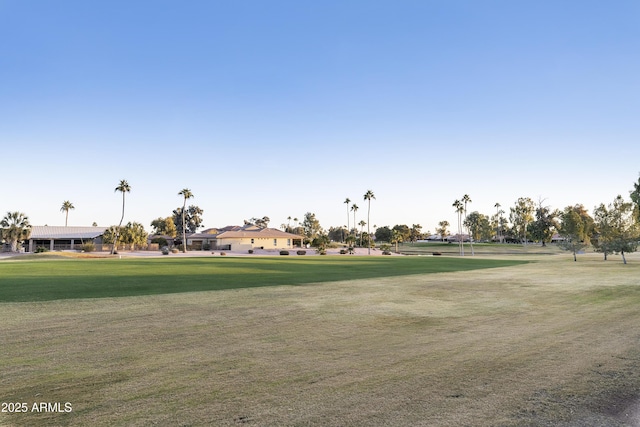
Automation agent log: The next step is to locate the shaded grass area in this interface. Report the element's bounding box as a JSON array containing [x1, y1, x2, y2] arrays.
[[0, 256, 527, 302]]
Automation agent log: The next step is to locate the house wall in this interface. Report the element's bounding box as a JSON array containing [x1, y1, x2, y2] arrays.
[[221, 237, 294, 251]]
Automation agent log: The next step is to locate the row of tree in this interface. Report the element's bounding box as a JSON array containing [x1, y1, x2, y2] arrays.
[[4, 177, 640, 262]]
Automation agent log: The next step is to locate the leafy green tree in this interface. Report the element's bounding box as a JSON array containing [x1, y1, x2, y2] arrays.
[[327, 226, 347, 242], [1, 211, 31, 252], [178, 188, 194, 252], [529, 200, 558, 246], [630, 174, 640, 222], [436, 221, 449, 241], [173, 205, 204, 236], [302, 212, 322, 242], [245, 216, 270, 228], [102, 226, 119, 246], [150, 217, 177, 237], [112, 179, 131, 254], [60, 201, 75, 226], [510, 197, 535, 244], [409, 224, 423, 242], [392, 224, 410, 243], [311, 234, 330, 254], [594, 195, 640, 264], [463, 211, 481, 242], [364, 190, 375, 254], [558, 204, 594, 261], [121, 222, 149, 250], [375, 226, 392, 242]]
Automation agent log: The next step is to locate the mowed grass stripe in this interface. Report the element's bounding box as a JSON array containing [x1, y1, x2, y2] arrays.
[[0, 256, 527, 302]]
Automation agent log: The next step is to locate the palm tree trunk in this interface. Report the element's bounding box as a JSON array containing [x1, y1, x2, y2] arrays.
[[182, 202, 187, 253], [111, 193, 126, 254]]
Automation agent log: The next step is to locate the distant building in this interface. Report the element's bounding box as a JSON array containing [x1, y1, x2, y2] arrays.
[[26, 226, 108, 252], [187, 224, 304, 251]]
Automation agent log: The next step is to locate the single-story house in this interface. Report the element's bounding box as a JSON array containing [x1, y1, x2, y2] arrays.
[[27, 226, 108, 252], [187, 225, 304, 251]]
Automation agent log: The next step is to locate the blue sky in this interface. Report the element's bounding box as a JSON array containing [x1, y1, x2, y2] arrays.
[[1, 1, 639, 233]]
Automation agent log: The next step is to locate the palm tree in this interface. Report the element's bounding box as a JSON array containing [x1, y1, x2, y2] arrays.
[[453, 199, 464, 256], [462, 194, 474, 255], [358, 220, 366, 247], [344, 198, 351, 243], [178, 188, 194, 253], [494, 202, 502, 243], [60, 201, 75, 227], [391, 229, 403, 253], [112, 179, 131, 254], [364, 190, 375, 254], [351, 204, 359, 236], [1, 211, 31, 252]]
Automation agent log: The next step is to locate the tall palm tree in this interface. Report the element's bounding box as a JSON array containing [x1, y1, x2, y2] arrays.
[[112, 179, 131, 254], [60, 201, 75, 227], [453, 199, 464, 256], [494, 202, 502, 243], [351, 204, 359, 236], [344, 198, 351, 243], [363, 190, 375, 254], [462, 194, 474, 255], [178, 188, 194, 253], [1, 211, 31, 252]]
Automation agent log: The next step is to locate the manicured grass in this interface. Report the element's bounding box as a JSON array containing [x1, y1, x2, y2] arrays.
[[3, 254, 640, 426], [0, 256, 527, 302]]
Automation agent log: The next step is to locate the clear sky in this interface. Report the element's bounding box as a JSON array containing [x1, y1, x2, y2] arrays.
[[1, 1, 639, 234]]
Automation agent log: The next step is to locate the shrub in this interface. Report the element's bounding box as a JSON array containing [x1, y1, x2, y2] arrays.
[[248, 249, 254, 254], [382, 251, 392, 255], [171, 248, 179, 254], [202, 243, 211, 251], [81, 242, 95, 252], [280, 250, 289, 255], [220, 252, 226, 256], [339, 249, 347, 254], [35, 246, 49, 253], [161, 247, 170, 255], [296, 250, 306, 255], [151, 237, 168, 248]]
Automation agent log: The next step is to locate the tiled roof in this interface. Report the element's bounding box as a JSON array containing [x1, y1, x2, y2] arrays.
[[29, 226, 108, 239]]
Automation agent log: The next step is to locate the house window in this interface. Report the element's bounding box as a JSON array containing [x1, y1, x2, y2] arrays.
[[273, 239, 277, 246], [287, 239, 291, 246]]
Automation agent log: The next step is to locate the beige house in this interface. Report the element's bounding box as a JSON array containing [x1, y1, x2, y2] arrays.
[[187, 225, 303, 251]]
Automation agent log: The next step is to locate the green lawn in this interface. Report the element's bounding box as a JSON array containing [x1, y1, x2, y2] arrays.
[[0, 256, 527, 302]]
